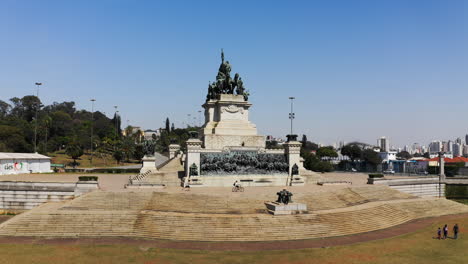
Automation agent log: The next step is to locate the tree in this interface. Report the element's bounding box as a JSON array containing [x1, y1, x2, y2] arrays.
[[362, 149, 382, 170], [112, 113, 122, 139], [113, 150, 124, 164], [165, 118, 170, 132], [301, 134, 307, 145], [0, 100, 10, 118], [134, 144, 145, 161], [65, 142, 83, 168], [341, 144, 362, 162], [266, 140, 282, 149], [396, 151, 412, 160], [301, 141, 319, 153], [423, 152, 430, 159], [171, 123, 175, 132], [316, 146, 338, 158], [0, 125, 30, 152], [302, 151, 334, 172]]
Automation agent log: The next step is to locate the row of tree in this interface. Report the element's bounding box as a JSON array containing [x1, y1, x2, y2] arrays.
[[0, 95, 196, 167]]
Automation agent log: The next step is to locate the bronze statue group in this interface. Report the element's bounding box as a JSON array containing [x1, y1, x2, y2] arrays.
[[276, 189, 293, 205], [206, 50, 249, 101]]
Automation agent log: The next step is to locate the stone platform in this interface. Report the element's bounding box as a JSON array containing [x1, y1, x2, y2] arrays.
[[264, 202, 308, 215]]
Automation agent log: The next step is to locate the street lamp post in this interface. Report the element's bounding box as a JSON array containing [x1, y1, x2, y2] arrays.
[[288, 97, 295, 136], [114, 106, 118, 138], [34, 82, 42, 153], [90, 99, 96, 165]]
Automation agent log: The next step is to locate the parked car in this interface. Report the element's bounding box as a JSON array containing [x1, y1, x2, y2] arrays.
[[383, 169, 395, 174]]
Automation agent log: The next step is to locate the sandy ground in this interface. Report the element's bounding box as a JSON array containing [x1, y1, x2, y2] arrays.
[[0, 173, 131, 191]]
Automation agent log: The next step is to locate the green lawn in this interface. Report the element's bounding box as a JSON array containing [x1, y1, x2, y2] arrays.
[[0, 217, 466, 264]]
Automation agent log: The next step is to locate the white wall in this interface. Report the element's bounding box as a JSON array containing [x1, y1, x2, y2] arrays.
[[0, 159, 51, 175]]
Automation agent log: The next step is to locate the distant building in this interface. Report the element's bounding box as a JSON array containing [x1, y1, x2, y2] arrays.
[[378, 151, 398, 163], [0, 153, 52, 175], [429, 141, 442, 154], [447, 140, 454, 153], [463, 145, 468, 156], [453, 143, 462, 157], [144, 129, 161, 140], [429, 152, 453, 159], [377, 137, 390, 152]]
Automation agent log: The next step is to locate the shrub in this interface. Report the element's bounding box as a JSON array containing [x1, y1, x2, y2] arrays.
[[446, 184, 468, 199], [78, 176, 98, 181], [368, 173, 384, 178]]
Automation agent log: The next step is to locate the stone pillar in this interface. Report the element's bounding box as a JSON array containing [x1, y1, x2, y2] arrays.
[[169, 144, 181, 159], [185, 138, 203, 186], [140, 155, 157, 174], [284, 137, 303, 186], [439, 152, 445, 181]]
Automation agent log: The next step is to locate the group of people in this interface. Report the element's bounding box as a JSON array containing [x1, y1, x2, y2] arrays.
[[437, 224, 459, 239]]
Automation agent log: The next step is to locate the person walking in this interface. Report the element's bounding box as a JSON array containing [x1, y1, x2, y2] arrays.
[[453, 224, 459, 239], [437, 227, 442, 240], [443, 224, 448, 239]]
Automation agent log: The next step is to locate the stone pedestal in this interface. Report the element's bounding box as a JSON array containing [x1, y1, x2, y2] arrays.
[[140, 156, 157, 174], [284, 140, 305, 186], [201, 94, 265, 150], [185, 138, 203, 187], [264, 202, 308, 215], [169, 144, 181, 159]]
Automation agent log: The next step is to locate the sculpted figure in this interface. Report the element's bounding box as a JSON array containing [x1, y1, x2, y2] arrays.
[[206, 50, 250, 100], [236, 77, 244, 95]]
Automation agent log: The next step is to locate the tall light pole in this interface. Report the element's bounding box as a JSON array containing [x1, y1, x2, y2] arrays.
[[34, 82, 42, 153], [90, 99, 96, 165], [288, 97, 295, 136]]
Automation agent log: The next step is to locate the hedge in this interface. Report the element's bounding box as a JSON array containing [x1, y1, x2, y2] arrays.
[[78, 176, 98, 181], [446, 184, 468, 199], [368, 173, 384, 178]]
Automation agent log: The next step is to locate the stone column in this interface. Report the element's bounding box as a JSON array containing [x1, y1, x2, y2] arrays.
[[284, 137, 302, 186], [169, 144, 181, 159]]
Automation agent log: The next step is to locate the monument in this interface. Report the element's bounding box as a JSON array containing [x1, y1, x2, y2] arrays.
[[184, 51, 306, 187], [265, 189, 308, 215]]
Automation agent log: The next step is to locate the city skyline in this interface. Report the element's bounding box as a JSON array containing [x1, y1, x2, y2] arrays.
[[1, 1, 467, 147]]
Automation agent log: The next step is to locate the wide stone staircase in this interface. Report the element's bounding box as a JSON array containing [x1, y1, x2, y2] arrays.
[[1, 186, 467, 241]]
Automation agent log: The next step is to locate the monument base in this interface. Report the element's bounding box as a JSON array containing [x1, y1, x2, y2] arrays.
[[264, 202, 308, 215]]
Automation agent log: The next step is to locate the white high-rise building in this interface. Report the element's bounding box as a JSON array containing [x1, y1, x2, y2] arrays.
[[453, 143, 462, 157], [463, 145, 468, 156], [412, 143, 421, 154], [447, 140, 453, 153], [377, 137, 390, 152]]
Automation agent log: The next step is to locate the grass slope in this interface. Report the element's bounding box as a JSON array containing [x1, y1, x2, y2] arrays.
[[49, 152, 135, 168], [0, 217, 466, 264]]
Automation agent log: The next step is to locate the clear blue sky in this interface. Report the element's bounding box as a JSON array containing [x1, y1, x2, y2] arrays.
[[1, 0, 467, 147]]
